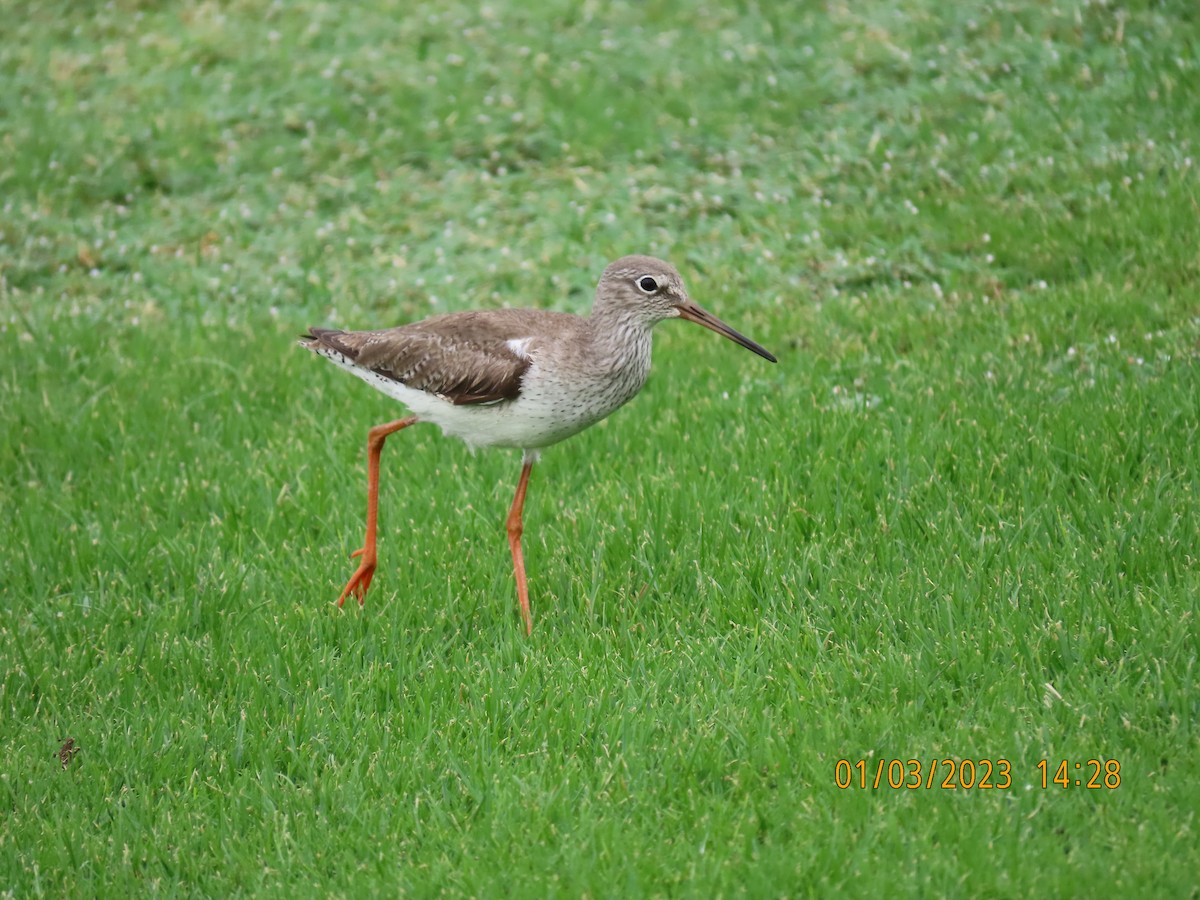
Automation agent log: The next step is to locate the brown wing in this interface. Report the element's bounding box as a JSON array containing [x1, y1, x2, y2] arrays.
[[303, 309, 563, 406]]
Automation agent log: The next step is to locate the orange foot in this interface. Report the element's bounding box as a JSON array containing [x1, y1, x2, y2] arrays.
[[336, 548, 376, 607]]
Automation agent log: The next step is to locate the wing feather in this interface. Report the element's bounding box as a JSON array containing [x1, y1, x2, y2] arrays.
[[302, 309, 565, 406]]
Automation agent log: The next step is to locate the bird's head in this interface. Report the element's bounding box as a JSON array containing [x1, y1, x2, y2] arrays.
[[595, 255, 777, 363]]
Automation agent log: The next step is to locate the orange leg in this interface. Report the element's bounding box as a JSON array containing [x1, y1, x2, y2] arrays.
[[337, 417, 418, 607], [506, 459, 535, 635]]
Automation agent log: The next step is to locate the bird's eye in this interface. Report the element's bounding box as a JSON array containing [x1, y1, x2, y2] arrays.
[[636, 276, 659, 294]]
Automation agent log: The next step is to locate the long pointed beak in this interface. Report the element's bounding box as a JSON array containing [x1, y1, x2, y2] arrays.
[[675, 300, 778, 363]]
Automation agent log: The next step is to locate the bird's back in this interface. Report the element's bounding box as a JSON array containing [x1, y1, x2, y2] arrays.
[[304, 308, 586, 406]]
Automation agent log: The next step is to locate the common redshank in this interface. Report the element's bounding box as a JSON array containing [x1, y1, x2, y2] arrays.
[[301, 255, 776, 633]]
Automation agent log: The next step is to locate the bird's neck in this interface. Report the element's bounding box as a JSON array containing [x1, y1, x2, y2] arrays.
[[586, 305, 654, 358]]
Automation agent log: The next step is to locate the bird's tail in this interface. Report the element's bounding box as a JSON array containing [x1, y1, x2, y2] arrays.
[[299, 327, 347, 352]]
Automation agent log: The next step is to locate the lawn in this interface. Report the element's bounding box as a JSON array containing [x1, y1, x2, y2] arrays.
[[2, 0, 1199, 896]]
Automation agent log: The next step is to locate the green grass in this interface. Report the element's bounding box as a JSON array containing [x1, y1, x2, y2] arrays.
[[3, 0, 1199, 895]]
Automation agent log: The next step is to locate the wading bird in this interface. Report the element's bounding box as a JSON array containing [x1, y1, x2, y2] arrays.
[[301, 255, 776, 633]]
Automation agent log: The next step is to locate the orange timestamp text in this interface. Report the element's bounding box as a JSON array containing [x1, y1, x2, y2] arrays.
[[834, 758, 1122, 790]]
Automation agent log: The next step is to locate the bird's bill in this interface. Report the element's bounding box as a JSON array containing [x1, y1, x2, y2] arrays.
[[675, 300, 778, 363]]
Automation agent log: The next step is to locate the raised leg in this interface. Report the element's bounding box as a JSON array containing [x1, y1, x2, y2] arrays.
[[337, 417, 418, 607], [506, 458, 535, 635]]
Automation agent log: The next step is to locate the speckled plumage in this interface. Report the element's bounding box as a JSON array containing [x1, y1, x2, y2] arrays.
[[300, 255, 776, 632], [302, 306, 653, 454]]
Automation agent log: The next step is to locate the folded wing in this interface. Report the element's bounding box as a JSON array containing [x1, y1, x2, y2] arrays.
[[302, 311, 545, 406]]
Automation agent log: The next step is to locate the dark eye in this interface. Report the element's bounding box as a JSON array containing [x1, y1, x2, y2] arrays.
[[636, 276, 659, 294]]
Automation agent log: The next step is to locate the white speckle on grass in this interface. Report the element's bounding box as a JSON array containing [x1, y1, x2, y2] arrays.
[[829, 390, 882, 412]]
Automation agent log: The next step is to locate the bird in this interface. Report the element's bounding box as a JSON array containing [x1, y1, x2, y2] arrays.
[[301, 255, 776, 634]]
